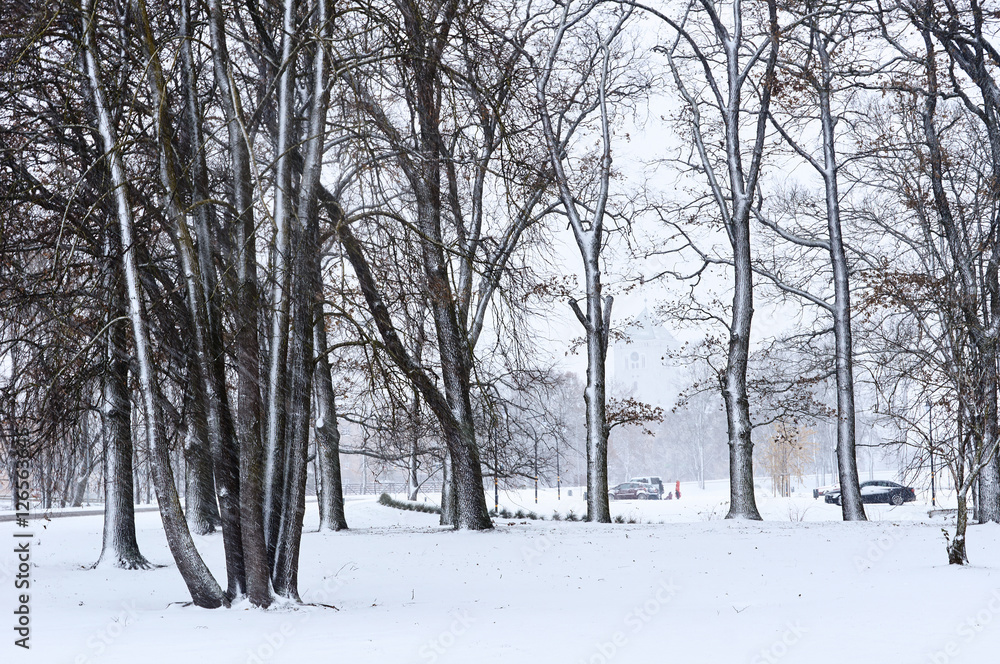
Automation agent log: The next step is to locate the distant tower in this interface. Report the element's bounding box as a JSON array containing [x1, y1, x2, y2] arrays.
[[610, 306, 681, 407]]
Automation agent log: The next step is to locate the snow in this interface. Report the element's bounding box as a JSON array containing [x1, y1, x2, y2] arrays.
[[3, 486, 999, 664]]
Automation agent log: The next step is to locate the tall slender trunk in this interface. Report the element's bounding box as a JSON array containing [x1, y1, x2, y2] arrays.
[[271, 205, 314, 597], [133, 0, 245, 597], [407, 389, 420, 502], [203, 0, 271, 608], [815, 29, 865, 522], [272, 0, 332, 596], [82, 0, 224, 606], [534, 4, 631, 525], [571, 279, 612, 523], [723, 200, 762, 520], [182, 375, 220, 535], [315, 315, 348, 531], [264, 0, 300, 563], [95, 265, 149, 570]]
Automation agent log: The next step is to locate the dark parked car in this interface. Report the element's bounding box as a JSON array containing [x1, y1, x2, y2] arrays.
[[629, 476, 664, 499], [824, 480, 916, 506], [609, 482, 658, 500]]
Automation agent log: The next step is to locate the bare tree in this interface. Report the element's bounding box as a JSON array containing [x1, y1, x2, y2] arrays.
[[524, 0, 638, 523], [904, 0, 1000, 524], [756, 1, 872, 520], [645, 0, 779, 519]]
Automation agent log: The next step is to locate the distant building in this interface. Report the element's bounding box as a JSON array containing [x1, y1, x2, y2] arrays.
[[610, 307, 683, 407]]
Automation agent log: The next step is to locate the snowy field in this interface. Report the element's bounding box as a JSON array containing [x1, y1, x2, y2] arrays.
[[3, 483, 1000, 664]]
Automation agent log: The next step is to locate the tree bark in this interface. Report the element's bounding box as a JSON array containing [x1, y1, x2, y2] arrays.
[[203, 0, 271, 608], [315, 315, 348, 531], [82, 0, 225, 606], [182, 378, 221, 536], [95, 270, 150, 570], [263, 0, 300, 563], [132, 0, 245, 597], [949, 494, 969, 564], [440, 454, 458, 526], [570, 292, 612, 523], [813, 19, 866, 522]]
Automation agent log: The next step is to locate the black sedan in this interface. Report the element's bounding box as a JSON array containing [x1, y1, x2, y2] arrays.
[[824, 480, 916, 506]]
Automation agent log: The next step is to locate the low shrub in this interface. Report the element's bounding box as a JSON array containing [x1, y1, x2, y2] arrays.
[[378, 493, 442, 515]]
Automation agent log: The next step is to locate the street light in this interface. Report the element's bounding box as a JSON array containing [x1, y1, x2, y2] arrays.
[[534, 438, 538, 504], [556, 435, 561, 500]]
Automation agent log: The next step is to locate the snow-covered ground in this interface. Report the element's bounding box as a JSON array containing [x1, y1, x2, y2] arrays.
[[3, 483, 999, 664]]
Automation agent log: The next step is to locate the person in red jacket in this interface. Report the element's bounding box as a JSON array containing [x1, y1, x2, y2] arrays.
[[675, 481, 681, 500]]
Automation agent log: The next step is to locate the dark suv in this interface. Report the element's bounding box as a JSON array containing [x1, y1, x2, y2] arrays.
[[609, 482, 659, 500], [629, 476, 664, 499]]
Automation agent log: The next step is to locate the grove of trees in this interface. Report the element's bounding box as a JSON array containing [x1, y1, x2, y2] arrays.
[[3, 0, 1000, 610]]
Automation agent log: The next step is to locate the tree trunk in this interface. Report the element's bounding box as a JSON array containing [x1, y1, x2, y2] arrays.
[[815, 30, 865, 522], [949, 493, 969, 564], [440, 454, 458, 526], [315, 316, 348, 531], [272, 0, 332, 596], [95, 278, 150, 570], [263, 0, 300, 565], [571, 286, 612, 524], [70, 416, 95, 508], [978, 359, 1000, 522], [407, 391, 420, 502], [82, 2, 224, 606], [133, 0, 245, 597], [723, 202, 763, 520], [182, 386, 220, 536], [203, 0, 271, 608]]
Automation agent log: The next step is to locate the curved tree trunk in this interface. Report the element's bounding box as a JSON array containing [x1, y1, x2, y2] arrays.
[[82, 1, 225, 606], [132, 0, 245, 598]]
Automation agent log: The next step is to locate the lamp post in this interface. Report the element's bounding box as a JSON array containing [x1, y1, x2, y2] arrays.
[[926, 401, 936, 507], [534, 437, 538, 504], [556, 435, 561, 500]]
